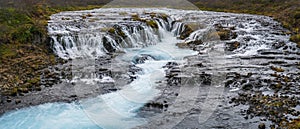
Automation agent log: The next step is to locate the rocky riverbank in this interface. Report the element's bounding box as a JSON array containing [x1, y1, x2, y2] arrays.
[[0, 44, 57, 113]]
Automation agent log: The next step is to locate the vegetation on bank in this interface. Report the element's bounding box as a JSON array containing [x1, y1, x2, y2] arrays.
[[0, 3, 103, 96]]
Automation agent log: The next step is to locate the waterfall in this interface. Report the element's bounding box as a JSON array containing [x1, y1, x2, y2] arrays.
[[48, 10, 186, 59], [2, 7, 298, 129]]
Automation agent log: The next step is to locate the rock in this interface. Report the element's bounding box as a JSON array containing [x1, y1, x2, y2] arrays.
[[176, 40, 203, 49], [69, 95, 77, 98], [163, 62, 179, 68], [133, 54, 154, 64], [6, 98, 12, 103], [225, 41, 240, 51], [258, 123, 266, 129], [146, 20, 158, 29], [270, 66, 285, 72], [242, 83, 253, 90], [225, 79, 234, 87], [215, 25, 238, 40], [15, 99, 21, 104], [186, 39, 203, 46], [179, 24, 194, 40], [176, 42, 189, 48], [103, 36, 117, 53]]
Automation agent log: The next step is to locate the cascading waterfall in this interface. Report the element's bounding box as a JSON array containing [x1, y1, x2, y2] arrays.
[[0, 8, 199, 129], [48, 13, 172, 59], [1, 7, 298, 129]]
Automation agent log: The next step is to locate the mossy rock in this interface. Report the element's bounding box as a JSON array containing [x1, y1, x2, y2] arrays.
[[146, 20, 158, 29], [107, 27, 115, 34], [149, 12, 156, 18], [10, 87, 18, 96], [158, 13, 169, 21], [270, 66, 285, 72], [131, 14, 140, 21], [179, 24, 194, 40]]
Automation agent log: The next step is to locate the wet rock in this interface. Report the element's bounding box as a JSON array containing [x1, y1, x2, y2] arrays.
[[165, 66, 181, 86], [225, 79, 234, 87], [103, 36, 117, 53], [270, 66, 285, 72], [15, 99, 21, 104], [179, 24, 194, 40], [69, 95, 77, 98], [163, 62, 179, 69], [258, 123, 266, 129], [35, 86, 42, 91], [6, 98, 12, 103], [176, 42, 189, 48], [133, 54, 155, 64], [144, 102, 164, 109], [186, 39, 203, 46], [242, 83, 253, 90], [215, 24, 238, 40], [272, 41, 286, 49], [225, 41, 240, 51], [199, 72, 212, 85]]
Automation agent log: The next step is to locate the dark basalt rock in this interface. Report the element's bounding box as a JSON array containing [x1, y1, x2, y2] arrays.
[[132, 54, 155, 64], [103, 36, 117, 53], [163, 62, 179, 69], [242, 83, 253, 90]]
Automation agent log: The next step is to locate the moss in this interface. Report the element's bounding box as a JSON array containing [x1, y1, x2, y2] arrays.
[[10, 87, 18, 96], [107, 27, 116, 34], [158, 13, 168, 21], [116, 29, 126, 38], [288, 117, 300, 129], [270, 66, 285, 72], [146, 20, 158, 29], [290, 34, 300, 47], [0, 44, 17, 58], [131, 14, 140, 21], [27, 77, 40, 85], [149, 12, 156, 18], [104, 27, 126, 38]]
